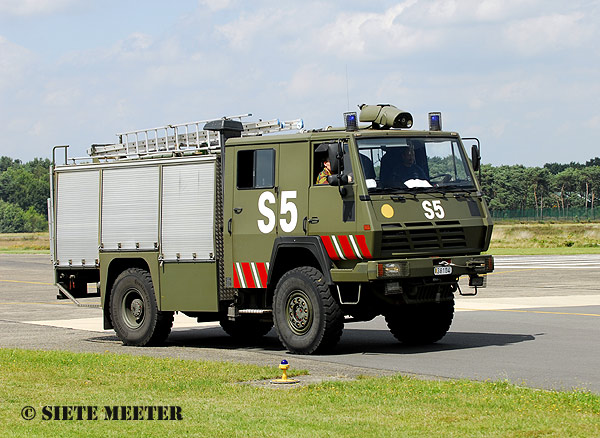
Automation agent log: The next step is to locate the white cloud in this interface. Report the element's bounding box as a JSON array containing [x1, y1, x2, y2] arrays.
[[0, 36, 33, 89], [198, 0, 235, 12], [586, 115, 600, 129], [313, 1, 446, 58], [43, 86, 81, 107], [504, 12, 594, 55], [415, 0, 542, 24], [285, 64, 345, 98], [0, 0, 77, 16], [215, 9, 289, 50]]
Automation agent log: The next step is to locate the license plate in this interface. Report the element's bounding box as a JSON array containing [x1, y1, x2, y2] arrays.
[[434, 266, 452, 275]]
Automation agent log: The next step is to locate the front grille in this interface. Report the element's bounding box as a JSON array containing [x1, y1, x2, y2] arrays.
[[381, 221, 467, 255]]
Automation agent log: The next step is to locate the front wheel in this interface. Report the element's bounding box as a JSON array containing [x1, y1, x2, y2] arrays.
[[109, 268, 173, 346], [385, 300, 454, 345], [272, 267, 344, 354]]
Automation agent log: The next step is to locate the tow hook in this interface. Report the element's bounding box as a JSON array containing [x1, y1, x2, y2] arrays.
[[469, 274, 485, 287]]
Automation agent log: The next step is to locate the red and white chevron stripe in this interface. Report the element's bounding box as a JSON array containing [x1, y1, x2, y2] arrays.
[[320, 234, 372, 260], [233, 262, 270, 289]]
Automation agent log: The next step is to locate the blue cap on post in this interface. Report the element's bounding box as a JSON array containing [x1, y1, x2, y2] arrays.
[[280, 359, 288, 365]]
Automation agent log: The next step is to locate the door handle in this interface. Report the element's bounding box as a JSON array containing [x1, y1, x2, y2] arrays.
[[303, 216, 319, 234], [227, 218, 232, 235], [233, 207, 243, 214]]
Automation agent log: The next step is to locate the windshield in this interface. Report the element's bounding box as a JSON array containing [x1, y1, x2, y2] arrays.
[[356, 137, 476, 193]]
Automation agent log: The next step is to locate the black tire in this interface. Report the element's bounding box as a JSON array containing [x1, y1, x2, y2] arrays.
[[109, 268, 174, 346], [272, 266, 344, 354], [385, 299, 454, 345], [219, 317, 273, 341]]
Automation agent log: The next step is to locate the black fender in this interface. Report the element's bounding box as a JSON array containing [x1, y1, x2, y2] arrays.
[[267, 236, 333, 291]]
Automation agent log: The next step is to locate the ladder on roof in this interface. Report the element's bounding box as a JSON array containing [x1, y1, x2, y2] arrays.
[[87, 114, 304, 160]]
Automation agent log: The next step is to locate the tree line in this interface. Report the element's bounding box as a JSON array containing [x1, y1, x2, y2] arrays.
[[480, 157, 600, 219], [1, 155, 600, 233], [0, 157, 50, 232]]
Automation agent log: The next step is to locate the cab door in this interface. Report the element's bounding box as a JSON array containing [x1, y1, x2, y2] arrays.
[[276, 141, 310, 239], [226, 145, 278, 289], [308, 139, 361, 261]]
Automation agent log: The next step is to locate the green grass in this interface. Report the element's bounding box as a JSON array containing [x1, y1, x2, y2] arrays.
[[1, 349, 598, 437], [489, 223, 600, 251], [486, 247, 600, 255]]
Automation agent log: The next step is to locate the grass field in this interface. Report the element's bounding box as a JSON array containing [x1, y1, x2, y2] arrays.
[[1, 349, 598, 437], [3, 223, 600, 255], [489, 223, 600, 252], [0, 233, 49, 253]]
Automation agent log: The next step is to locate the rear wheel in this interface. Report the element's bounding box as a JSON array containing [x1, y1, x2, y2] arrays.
[[273, 266, 344, 354], [385, 299, 454, 345], [109, 268, 173, 346]]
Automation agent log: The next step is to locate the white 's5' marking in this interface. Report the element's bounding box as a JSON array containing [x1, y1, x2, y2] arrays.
[[258, 190, 298, 233], [422, 200, 445, 219]]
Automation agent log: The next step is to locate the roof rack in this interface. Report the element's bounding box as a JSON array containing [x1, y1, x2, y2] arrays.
[[85, 115, 304, 161]]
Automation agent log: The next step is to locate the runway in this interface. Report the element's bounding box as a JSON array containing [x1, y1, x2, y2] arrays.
[[1, 254, 599, 392]]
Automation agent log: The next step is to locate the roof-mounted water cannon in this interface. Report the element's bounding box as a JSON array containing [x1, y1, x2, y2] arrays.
[[429, 112, 442, 131], [358, 104, 413, 129]]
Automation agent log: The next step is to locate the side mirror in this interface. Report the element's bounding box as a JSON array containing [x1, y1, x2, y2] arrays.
[[327, 174, 350, 186], [326, 142, 343, 174], [471, 144, 481, 172]]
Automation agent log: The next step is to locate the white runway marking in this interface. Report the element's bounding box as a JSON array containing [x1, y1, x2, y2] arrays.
[[22, 313, 220, 333], [455, 294, 600, 312], [494, 255, 600, 269]]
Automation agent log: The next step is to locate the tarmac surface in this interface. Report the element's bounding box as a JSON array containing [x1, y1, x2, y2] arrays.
[[1, 254, 599, 391]]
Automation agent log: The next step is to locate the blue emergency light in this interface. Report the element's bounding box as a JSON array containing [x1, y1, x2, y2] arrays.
[[344, 111, 358, 131], [429, 112, 442, 131]]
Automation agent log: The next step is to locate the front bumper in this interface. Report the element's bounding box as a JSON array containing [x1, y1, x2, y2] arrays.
[[329, 254, 494, 282]]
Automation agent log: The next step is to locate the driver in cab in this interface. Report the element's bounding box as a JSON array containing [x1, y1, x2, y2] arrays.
[[398, 144, 427, 181], [380, 144, 429, 188]]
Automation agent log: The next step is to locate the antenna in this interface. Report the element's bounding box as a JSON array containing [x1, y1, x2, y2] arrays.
[[345, 64, 350, 111]]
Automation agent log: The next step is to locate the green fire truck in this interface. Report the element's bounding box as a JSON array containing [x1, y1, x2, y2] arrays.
[[49, 104, 494, 354]]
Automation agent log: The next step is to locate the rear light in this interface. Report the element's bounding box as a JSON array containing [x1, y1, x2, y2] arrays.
[[377, 262, 409, 278], [486, 256, 494, 272]]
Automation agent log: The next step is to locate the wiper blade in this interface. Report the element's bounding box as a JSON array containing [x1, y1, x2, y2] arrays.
[[414, 187, 448, 194], [439, 185, 476, 193], [367, 186, 407, 194]]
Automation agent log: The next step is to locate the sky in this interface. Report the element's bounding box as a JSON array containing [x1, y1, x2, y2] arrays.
[[0, 0, 599, 166]]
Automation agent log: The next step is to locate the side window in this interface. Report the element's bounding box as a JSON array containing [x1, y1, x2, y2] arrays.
[[313, 144, 329, 185], [237, 149, 275, 189], [312, 140, 352, 185]]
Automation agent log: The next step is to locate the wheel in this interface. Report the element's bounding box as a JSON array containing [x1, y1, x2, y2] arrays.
[[272, 266, 344, 354], [385, 299, 454, 345], [220, 317, 273, 341], [109, 268, 174, 346]]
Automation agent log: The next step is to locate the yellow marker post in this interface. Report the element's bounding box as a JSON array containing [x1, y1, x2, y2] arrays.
[[270, 359, 299, 384]]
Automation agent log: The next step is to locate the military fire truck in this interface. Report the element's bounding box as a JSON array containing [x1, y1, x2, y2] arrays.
[[49, 104, 494, 354]]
